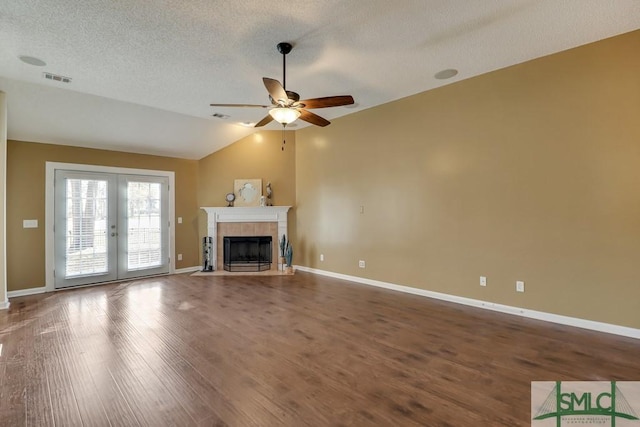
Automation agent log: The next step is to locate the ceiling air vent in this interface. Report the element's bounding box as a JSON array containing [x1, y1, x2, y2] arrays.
[[212, 113, 230, 119], [43, 72, 72, 83]]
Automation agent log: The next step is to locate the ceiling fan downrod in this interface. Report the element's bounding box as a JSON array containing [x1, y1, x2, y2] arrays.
[[277, 42, 292, 90]]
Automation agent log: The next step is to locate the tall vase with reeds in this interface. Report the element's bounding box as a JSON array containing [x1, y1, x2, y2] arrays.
[[279, 234, 287, 271]]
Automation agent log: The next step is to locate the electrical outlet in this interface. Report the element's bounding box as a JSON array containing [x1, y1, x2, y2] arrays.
[[516, 280, 525, 293], [177, 253, 183, 261], [320, 254, 324, 262], [177, 216, 182, 224], [480, 276, 487, 287], [358, 260, 366, 268]]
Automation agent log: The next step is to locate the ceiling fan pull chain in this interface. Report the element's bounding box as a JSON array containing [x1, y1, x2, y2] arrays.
[[282, 125, 286, 151]]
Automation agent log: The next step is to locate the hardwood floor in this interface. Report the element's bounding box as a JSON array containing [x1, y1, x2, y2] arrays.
[[0, 272, 638, 426]]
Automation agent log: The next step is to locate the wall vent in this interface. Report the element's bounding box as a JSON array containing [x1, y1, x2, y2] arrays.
[[43, 72, 72, 83]]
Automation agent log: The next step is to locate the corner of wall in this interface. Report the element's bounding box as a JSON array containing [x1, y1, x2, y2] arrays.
[[0, 91, 8, 308]]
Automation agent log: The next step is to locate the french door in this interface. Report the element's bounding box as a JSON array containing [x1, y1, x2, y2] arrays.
[[54, 170, 170, 289]]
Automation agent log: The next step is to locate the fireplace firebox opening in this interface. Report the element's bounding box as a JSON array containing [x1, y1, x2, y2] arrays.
[[223, 236, 272, 272]]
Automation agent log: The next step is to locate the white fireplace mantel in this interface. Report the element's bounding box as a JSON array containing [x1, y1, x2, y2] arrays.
[[200, 206, 291, 269]]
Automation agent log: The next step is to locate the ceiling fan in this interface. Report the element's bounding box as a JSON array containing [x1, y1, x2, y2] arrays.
[[210, 42, 354, 128]]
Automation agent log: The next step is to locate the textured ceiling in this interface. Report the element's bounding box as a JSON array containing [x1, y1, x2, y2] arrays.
[[1, 0, 639, 159]]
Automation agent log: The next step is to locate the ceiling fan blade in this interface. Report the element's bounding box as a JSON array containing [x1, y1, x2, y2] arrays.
[[254, 114, 274, 127], [210, 103, 270, 108], [298, 109, 330, 127], [299, 95, 354, 109], [263, 77, 288, 104]]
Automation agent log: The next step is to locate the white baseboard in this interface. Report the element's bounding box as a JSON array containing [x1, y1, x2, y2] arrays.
[[6, 268, 200, 298], [0, 299, 9, 310], [7, 287, 47, 298], [294, 265, 640, 340], [174, 266, 202, 274]]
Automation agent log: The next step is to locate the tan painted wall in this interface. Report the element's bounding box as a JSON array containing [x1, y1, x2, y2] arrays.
[[6, 140, 199, 291], [197, 130, 296, 262], [295, 31, 640, 328]]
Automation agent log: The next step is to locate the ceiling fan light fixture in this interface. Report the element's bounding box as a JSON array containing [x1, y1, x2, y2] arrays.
[[269, 107, 300, 125]]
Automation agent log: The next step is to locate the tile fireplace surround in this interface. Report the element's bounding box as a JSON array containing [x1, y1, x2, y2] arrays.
[[200, 206, 291, 271]]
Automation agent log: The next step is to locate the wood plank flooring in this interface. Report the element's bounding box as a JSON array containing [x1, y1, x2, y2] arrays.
[[0, 272, 638, 426]]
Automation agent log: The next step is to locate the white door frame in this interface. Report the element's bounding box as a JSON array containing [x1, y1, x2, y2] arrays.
[[45, 162, 175, 292]]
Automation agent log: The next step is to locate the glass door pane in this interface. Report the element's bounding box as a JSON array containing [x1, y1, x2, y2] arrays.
[[65, 178, 109, 276], [127, 181, 162, 269], [118, 175, 169, 279], [54, 171, 117, 288]]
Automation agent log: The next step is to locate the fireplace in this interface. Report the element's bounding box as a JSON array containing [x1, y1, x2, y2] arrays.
[[223, 236, 272, 272], [200, 206, 290, 271]]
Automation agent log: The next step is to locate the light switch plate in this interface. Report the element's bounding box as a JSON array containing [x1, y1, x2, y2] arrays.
[[23, 219, 38, 228]]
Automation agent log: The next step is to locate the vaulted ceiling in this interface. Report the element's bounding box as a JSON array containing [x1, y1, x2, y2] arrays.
[[1, 1, 639, 159]]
